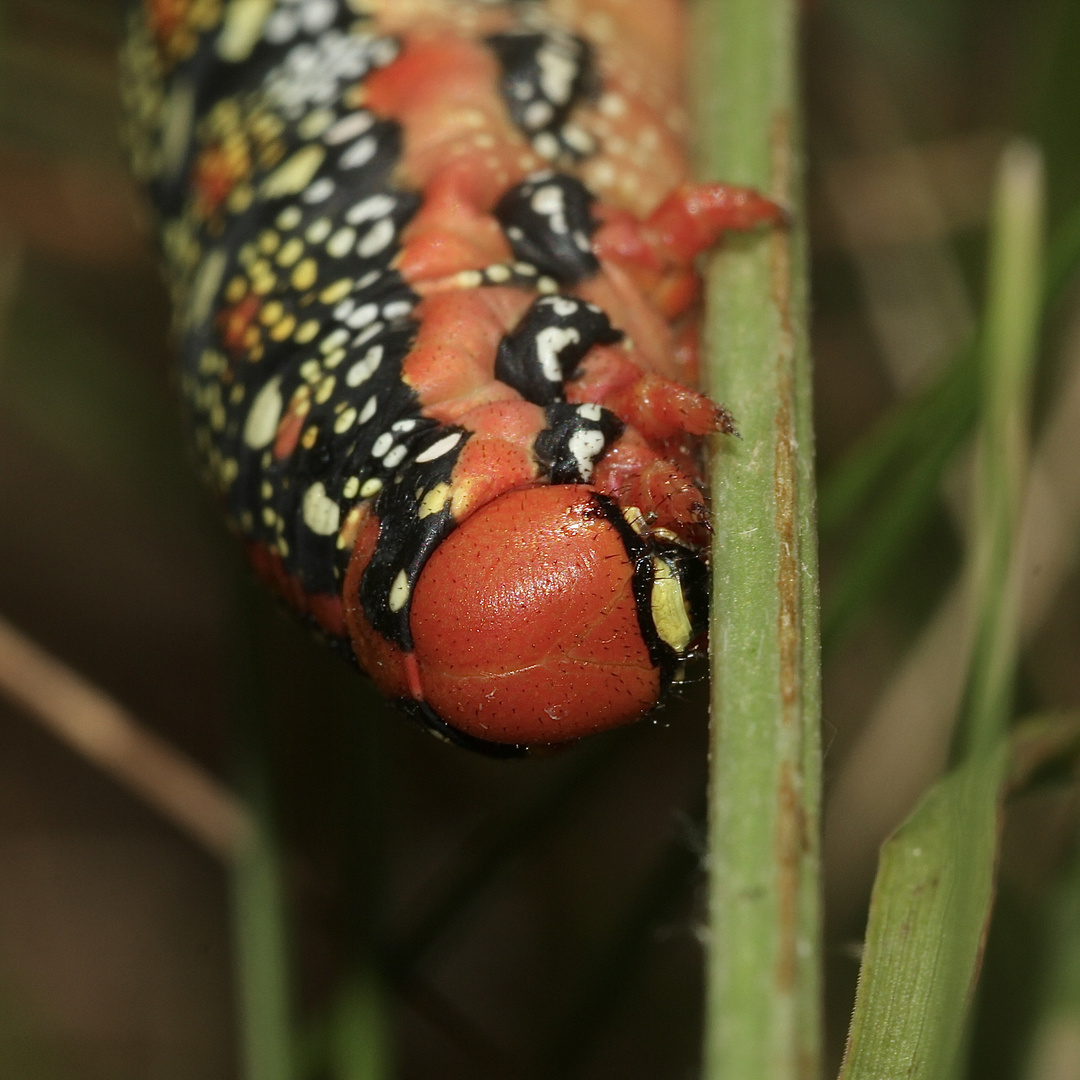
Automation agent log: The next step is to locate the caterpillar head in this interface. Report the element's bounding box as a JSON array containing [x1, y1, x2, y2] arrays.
[[400, 484, 708, 747]]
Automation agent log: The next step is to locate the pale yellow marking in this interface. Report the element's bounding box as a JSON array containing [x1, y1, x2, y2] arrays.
[[621, 506, 646, 535], [650, 557, 693, 653], [334, 408, 358, 435], [276, 237, 304, 267], [301, 482, 340, 536], [259, 301, 284, 326], [261, 145, 326, 199], [269, 314, 296, 342], [291, 258, 318, 291], [314, 375, 336, 405], [217, 0, 272, 62], [388, 570, 410, 613], [295, 319, 320, 344], [320, 279, 352, 304], [418, 482, 451, 520]]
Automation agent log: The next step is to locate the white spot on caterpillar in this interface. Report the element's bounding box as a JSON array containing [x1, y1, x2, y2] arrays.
[[567, 428, 605, 481], [561, 124, 595, 155], [346, 346, 383, 389], [547, 296, 579, 317], [347, 194, 396, 224], [302, 482, 340, 536], [346, 302, 379, 329], [537, 43, 577, 105], [326, 227, 357, 258], [577, 403, 603, 421], [360, 478, 382, 498], [357, 218, 395, 257], [302, 176, 335, 203], [372, 432, 394, 458], [524, 101, 555, 130], [388, 570, 410, 613], [383, 444, 407, 469], [536, 325, 580, 382], [415, 432, 462, 463], [531, 184, 564, 217], [186, 248, 227, 329], [243, 376, 283, 449], [306, 217, 332, 243], [359, 396, 378, 424], [325, 112, 374, 144], [276, 205, 303, 230], [339, 134, 377, 169], [160, 82, 195, 180]]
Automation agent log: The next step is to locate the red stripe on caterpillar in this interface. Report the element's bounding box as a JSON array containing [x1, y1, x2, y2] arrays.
[[123, 0, 782, 752]]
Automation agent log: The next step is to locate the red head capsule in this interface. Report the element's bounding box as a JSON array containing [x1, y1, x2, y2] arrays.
[[406, 485, 661, 745]]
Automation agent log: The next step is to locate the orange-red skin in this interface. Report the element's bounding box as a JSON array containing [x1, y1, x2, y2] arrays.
[[408, 485, 660, 744]]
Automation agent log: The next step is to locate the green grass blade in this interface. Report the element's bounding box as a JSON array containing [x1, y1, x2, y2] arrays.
[[838, 743, 1010, 1080], [840, 141, 1045, 1080], [691, 0, 823, 1077], [821, 397, 971, 652], [819, 158, 1080, 565], [959, 142, 1044, 761], [231, 811, 294, 1080], [332, 972, 392, 1080], [818, 345, 978, 539], [232, 576, 294, 1080]]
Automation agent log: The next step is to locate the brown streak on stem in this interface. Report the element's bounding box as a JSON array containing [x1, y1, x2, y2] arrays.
[[770, 107, 803, 1001]]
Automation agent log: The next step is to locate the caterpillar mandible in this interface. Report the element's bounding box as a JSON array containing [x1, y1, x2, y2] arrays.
[[122, 0, 782, 753]]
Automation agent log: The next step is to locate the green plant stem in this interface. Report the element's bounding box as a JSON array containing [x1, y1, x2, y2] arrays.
[[691, 1, 822, 1078]]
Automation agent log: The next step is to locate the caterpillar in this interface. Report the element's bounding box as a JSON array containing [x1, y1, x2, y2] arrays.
[[122, 0, 782, 753]]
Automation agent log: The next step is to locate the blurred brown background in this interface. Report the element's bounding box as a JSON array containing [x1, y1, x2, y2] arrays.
[[0, 0, 1078, 1077]]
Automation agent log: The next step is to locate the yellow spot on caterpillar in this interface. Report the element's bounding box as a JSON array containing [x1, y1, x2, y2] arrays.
[[295, 319, 320, 344], [291, 258, 318, 291], [320, 279, 352, 304], [301, 425, 319, 449], [269, 314, 297, 341], [259, 301, 284, 326], [314, 375, 336, 404], [261, 145, 325, 199], [418, 482, 451, 520], [276, 237, 304, 266]]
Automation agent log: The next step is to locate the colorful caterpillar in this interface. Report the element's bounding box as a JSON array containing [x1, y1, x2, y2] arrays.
[[122, 0, 782, 753]]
